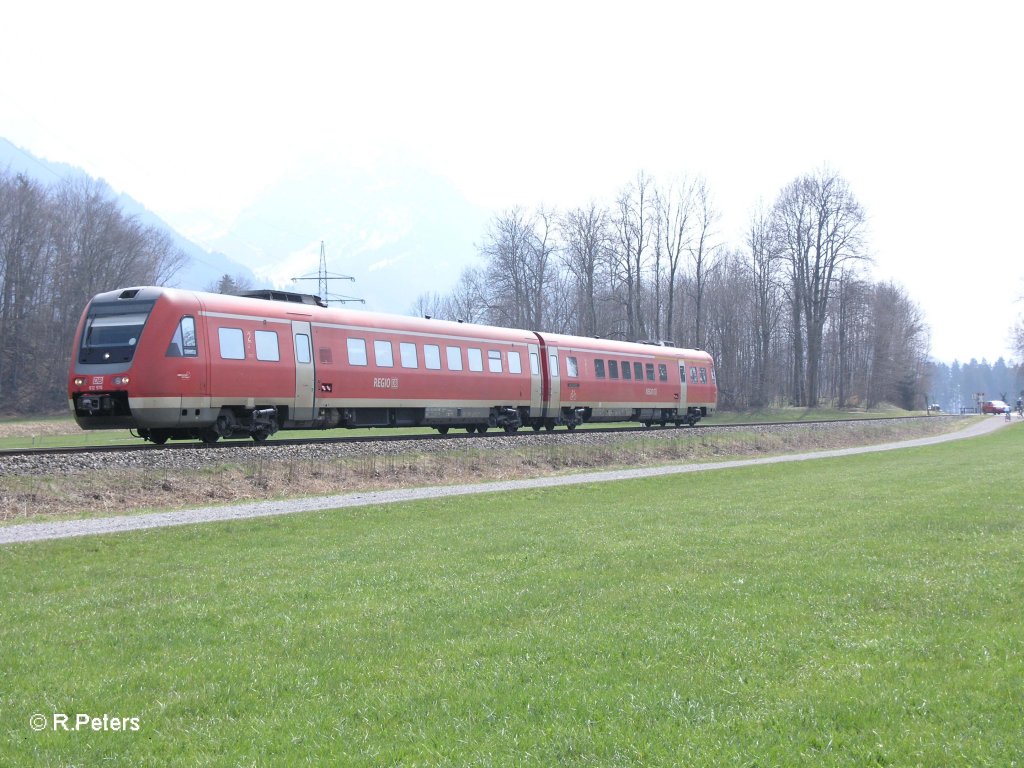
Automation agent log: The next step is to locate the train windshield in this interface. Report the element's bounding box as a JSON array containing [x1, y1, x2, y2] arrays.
[[78, 303, 154, 364]]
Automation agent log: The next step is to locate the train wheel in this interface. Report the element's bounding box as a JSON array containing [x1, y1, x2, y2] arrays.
[[150, 433, 169, 445], [504, 424, 518, 434], [465, 426, 476, 434], [437, 426, 450, 435], [477, 425, 489, 434], [201, 430, 220, 444], [252, 430, 269, 443], [545, 422, 555, 432], [567, 423, 577, 431], [532, 423, 541, 432]]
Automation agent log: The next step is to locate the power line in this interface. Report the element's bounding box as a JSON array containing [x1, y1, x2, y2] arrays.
[[291, 241, 364, 305]]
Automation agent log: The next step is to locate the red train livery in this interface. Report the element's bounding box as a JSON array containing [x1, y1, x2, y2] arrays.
[[68, 287, 717, 443]]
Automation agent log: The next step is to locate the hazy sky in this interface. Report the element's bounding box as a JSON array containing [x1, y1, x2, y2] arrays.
[[3, 0, 1022, 363]]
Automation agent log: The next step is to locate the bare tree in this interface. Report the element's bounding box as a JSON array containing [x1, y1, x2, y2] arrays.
[[560, 202, 612, 337], [688, 178, 720, 349], [774, 170, 868, 406], [654, 176, 695, 343], [745, 203, 784, 407], [611, 172, 654, 340]]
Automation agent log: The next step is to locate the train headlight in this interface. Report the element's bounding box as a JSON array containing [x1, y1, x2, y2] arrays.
[[73, 377, 85, 386], [113, 376, 131, 385]]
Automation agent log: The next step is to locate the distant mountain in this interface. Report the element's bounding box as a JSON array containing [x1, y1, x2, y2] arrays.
[[1, 139, 490, 315], [203, 156, 489, 315], [0, 137, 259, 291]]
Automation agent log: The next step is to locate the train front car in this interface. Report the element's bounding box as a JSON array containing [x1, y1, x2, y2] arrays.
[[68, 287, 208, 441]]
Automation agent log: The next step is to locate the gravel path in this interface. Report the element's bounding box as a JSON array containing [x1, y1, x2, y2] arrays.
[[2, 416, 1011, 545]]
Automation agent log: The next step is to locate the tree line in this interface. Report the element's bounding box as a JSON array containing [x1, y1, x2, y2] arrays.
[[415, 168, 934, 410], [928, 358, 1023, 412], [0, 170, 185, 413]]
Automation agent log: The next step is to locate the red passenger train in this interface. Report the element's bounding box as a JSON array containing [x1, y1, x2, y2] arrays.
[[68, 287, 717, 443]]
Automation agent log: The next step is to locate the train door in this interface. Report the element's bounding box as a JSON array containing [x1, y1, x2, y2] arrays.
[[678, 361, 688, 409], [291, 320, 315, 420], [528, 342, 543, 418], [545, 345, 562, 418]]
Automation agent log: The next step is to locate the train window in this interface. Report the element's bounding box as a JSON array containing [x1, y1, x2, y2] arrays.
[[610, 360, 620, 379], [566, 356, 579, 377], [374, 340, 394, 367], [530, 352, 540, 375], [468, 348, 483, 372], [218, 327, 245, 360], [690, 366, 698, 383], [595, 359, 605, 379], [658, 364, 668, 382], [549, 353, 559, 377], [634, 362, 643, 380], [710, 367, 716, 382], [347, 338, 368, 366], [700, 367, 707, 384], [295, 334, 312, 364], [424, 344, 441, 370], [487, 350, 503, 373], [621, 360, 631, 380], [508, 351, 522, 374], [255, 330, 280, 362], [446, 345, 463, 371], [679, 365, 686, 383], [400, 342, 418, 369], [166, 316, 198, 357], [646, 363, 655, 381]]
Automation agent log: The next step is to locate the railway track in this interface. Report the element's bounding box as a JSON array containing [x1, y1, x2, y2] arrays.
[[0, 415, 949, 460]]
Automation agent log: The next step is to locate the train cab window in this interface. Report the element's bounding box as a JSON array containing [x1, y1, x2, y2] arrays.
[[700, 367, 707, 384], [424, 344, 441, 370], [530, 352, 540, 375], [255, 330, 280, 362], [166, 316, 197, 357], [468, 348, 484, 372], [218, 327, 245, 360], [645, 363, 655, 381], [347, 338, 368, 366], [400, 342, 418, 369], [710, 367, 716, 382], [446, 345, 463, 371], [690, 366, 698, 383], [595, 359, 606, 379], [508, 351, 522, 374], [621, 360, 631, 380], [374, 340, 394, 367], [295, 334, 312, 365], [634, 362, 643, 380], [608, 360, 619, 379], [566, 356, 579, 377], [658, 363, 668, 382], [487, 350, 503, 373], [549, 353, 559, 377]]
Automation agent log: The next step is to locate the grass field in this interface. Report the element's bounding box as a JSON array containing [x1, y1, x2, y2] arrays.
[[1, 426, 1021, 765]]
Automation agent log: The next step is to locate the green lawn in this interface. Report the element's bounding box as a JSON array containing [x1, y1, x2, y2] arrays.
[[1, 427, 1021, 765]]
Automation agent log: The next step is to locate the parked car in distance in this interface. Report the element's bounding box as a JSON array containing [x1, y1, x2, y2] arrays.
[[981, 400, 1010, 414]]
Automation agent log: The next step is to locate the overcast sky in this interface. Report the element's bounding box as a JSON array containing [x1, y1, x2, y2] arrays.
[[3, 1, 1022, 363]]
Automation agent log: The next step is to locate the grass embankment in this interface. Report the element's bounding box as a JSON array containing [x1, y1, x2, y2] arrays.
[[1, 416, 968, 523], [1, 426, 1021, 765], [0, 406, 924, 450]]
